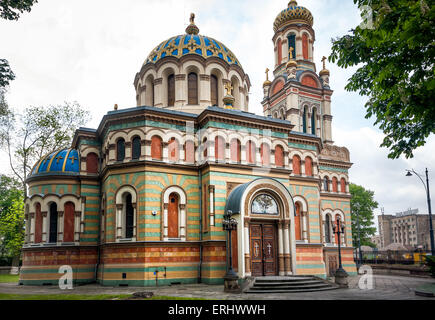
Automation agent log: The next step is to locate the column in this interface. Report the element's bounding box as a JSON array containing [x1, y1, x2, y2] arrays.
[[58, 211, 64, 243], [175, 74, 186, 107], [209, 186, 215, 227], [133, 203, 137, 239], [180, 204, 186, 240], [244, 218, 251, 276], [116, 204, 122, 241], [295, 36, 303, 60], [278, 222, 285, 276], [302, 212, 308, 242], [80, 198, 86, 233], [163, 203, 169, 240], [200, 74, 211, 106], [42, 212, 48, 243], [153, 78, 163, 107], [30, 213, 35, 244], [322, 217, 327, 243], [125, 141, 132, 161], [284, 221, 291, 275], [74, 211, 81, 242]]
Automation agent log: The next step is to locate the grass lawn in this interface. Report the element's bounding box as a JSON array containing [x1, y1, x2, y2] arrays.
[[0, 274, 19, 283], [0, 293, 207, 300]]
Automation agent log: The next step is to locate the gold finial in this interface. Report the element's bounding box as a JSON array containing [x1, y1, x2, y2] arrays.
[[321, 56, 327, 69], [265, 68, 270, 81], [114, 104, 118, 110], [224, 82, 233, 96], [186, 12, 200, 35], [288, 0, 298, 7]]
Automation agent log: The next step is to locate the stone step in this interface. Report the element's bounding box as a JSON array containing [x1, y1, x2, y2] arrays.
[[250, 283, 332, 290], [253, 280, 327, 287], [246, 286, 338, 294], [255, 276, 314, 281]]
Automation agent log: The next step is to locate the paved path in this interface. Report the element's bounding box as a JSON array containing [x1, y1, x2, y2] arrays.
[[1, 275, 434, 300]]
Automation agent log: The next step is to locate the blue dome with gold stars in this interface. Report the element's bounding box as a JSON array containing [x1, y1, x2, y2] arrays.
[[30, 148, 80, 177], [144, 14, 242, 68]]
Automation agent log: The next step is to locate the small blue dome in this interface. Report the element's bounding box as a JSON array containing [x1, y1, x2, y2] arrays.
[[144, 34, 242, 67], [30, 148, 80, 177]]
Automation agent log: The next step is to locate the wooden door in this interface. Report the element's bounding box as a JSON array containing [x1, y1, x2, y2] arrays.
[[328, 255, 338, 276], [250, 223, 277, 276], [168, 193, 179, 238], [63, 202, 75, 242]]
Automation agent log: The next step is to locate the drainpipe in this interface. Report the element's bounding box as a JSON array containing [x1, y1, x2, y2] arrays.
[[198, 170, 203, 283]]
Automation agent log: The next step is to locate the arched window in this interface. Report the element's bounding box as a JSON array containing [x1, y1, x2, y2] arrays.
[[340, 178, 347, 193], [86, 152, 98, 174], [203, 138, 208, 158], [49, 203, 58, 243], [334, 215, 341, 245], [188, 73, 198, 105], [275, 145, 284, 167], [332, 177, 338, 193], [302, 106, 308, 133], [295, 203, 302, 241], [132, 136, 141, 160], [251, 194, 279, 215], [325, 215, 331, 243], [230, 139, 241, 163], [214, 136, 225, 162], [184, 140, 195, 163], [63, 202, 75, 243], [288, 34, 296, 57], [34, 203, 42, 244], [292, 155, 301, 175], [168, 137, 179, 162], [117, 138, 125, 162], [125, 194, 134, 239], [168, 193, 179, 238], [277, 38, 282, 65], [305, 157, 313, 176], [311, 108, 316, 135], [260, 143, 270, 166], [323, 176, 330, 191], [210, 75, 218, 106], [302, 33, 309, 60], [168, 74, 175, 106], [151, 136, 163, 160], [247, 140, 256, 164]]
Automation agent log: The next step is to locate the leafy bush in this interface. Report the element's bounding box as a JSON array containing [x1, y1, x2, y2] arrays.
[[424, 255, 435, 277]]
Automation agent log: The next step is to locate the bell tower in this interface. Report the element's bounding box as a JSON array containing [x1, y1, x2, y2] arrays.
[[262, 1, 334, 144]]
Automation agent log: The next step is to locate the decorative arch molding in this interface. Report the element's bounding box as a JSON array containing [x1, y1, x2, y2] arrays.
[[225, 178, 296, 278], [24, 193, 83, 245], [298, 71, 322, 89], [162, 185, 187, 241], [293, 195, 309, 242], [115, 185, 138, 242]]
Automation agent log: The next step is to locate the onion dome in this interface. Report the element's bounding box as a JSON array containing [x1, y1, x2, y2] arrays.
[[29, 148, 80, 177], [263, 68, 272, 87], [144, 14, 241, 67], [319, 56, 330, 76], [273, 1, 314, 32]]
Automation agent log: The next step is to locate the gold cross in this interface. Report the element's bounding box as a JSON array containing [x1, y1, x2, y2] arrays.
[[224, 82, 233, 96], [265, 68, 269, 81], [321, 56, 327, 69], [190, 13, 195, 24], [289, 47, 294, 60], [69, 155, 78, 165], [55, 155, 63, 164]]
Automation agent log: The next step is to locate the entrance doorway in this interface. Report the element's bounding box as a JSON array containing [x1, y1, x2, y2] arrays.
[[250, 223, 278, 276]]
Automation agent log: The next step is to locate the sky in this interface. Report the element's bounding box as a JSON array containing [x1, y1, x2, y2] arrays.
[[1, 0, 434, 232]]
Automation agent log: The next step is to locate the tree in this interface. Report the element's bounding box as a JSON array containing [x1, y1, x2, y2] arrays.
[[0, 175, 25, 264], [329, 0, 435, 159], [0, 59, 15, 88], [350, 183, 378, 247], [0, 96, 90, 196], [0, 0, 38, 21]]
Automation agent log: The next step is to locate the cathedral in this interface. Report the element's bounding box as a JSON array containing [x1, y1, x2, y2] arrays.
[[20, 1, 357, 286]]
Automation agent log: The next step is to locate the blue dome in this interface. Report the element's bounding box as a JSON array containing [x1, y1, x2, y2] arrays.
[[30, 148, 80, 177], [144, 34, 242, 67]]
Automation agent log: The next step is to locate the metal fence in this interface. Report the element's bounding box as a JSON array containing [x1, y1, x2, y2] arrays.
[[354, 250, 431, 265]]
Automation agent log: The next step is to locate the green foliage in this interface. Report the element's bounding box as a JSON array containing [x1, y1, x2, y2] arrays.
[[329, 0, 435, 159], [0, 99, 90, 195], [0, 59, 15, 89], [350, 183, 378, 247], [0, 274, 19, 283], [0, 0, 38, 20], [0, 175, 25, 259], [425, 255, 435, 277]]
